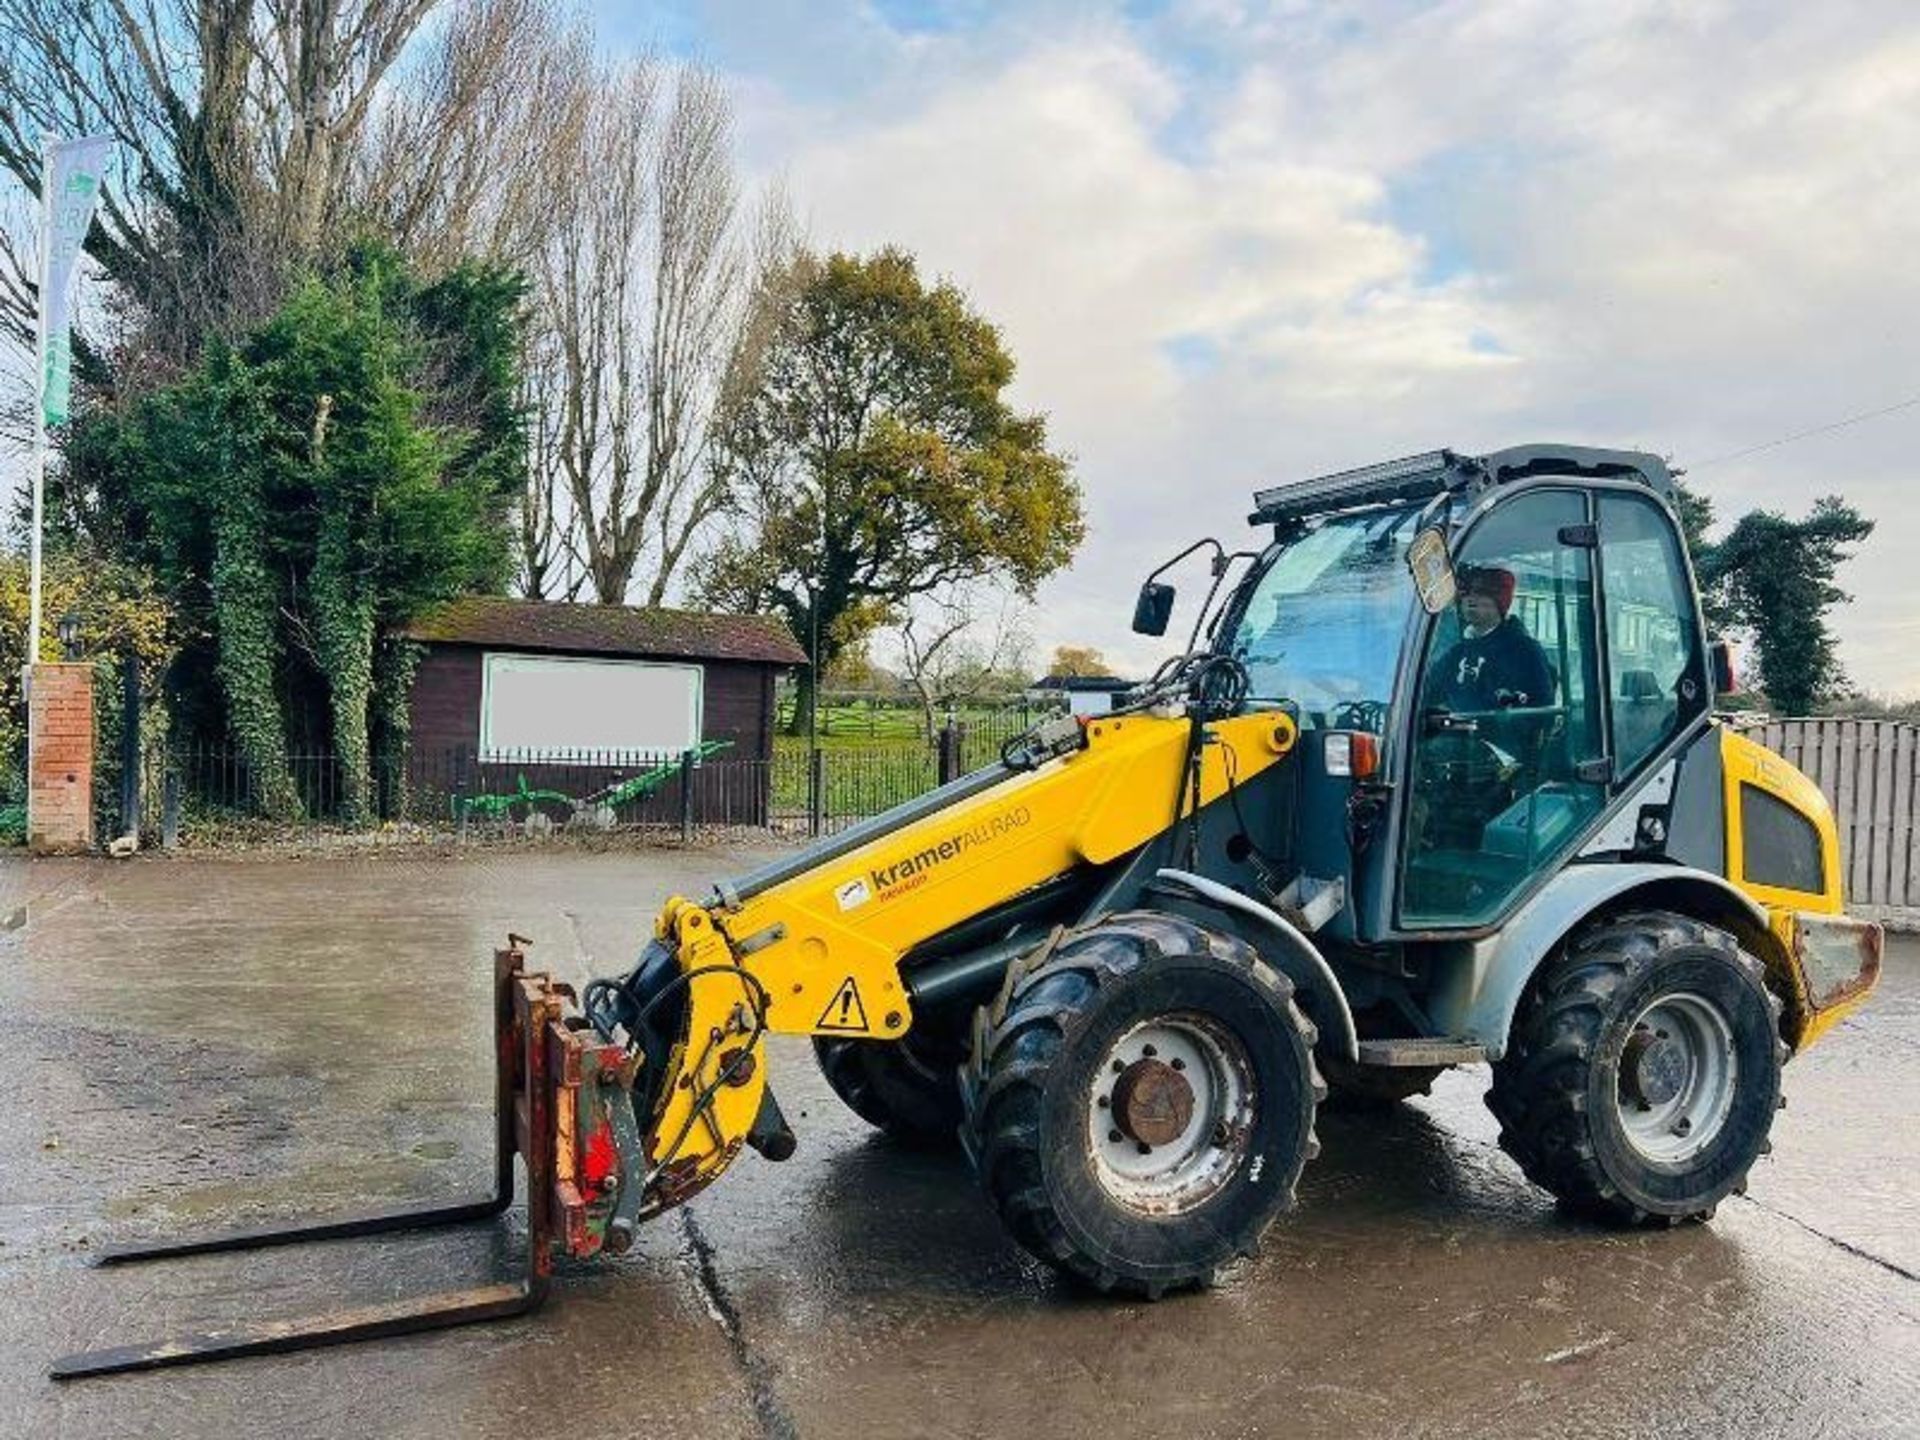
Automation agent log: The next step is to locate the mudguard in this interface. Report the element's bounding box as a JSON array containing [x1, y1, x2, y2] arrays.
[[1425, 861, 1772, 1061], [1152, 868, 1360, 1062]]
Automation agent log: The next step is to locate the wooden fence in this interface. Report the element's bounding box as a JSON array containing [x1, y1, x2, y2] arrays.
[[1734, 717, 1920, 912]]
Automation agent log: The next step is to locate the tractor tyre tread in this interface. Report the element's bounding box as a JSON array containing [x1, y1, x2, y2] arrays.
[[814, 1026, 967, 1147], [962, 910, 1321, 1298], [1487, 909, 1784, 1226]]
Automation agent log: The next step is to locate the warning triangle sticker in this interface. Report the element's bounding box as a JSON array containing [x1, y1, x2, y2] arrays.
[[816, 976, 870, 1033]]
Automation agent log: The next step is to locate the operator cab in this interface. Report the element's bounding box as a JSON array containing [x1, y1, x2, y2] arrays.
[[1137, 446, 1714, 939]]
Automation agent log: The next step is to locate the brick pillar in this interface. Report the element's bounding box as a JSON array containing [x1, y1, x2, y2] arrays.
[[28, 662, 94, 854]]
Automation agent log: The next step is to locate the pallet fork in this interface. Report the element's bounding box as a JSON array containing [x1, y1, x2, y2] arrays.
[[51, 940, 644, 1380]]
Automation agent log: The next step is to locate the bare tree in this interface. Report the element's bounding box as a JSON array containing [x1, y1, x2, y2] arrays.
[[534, 57, 766, 606], [897, 585, 1030, 747], [0, 0, 549, 377], [0, 0, 266, 368], [255, 0, 445, 255], [351, 0, 590, 272], [516, 322, 581, 600]]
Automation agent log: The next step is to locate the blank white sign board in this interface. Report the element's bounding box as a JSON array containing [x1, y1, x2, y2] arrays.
[[481, 654, 703, 756]]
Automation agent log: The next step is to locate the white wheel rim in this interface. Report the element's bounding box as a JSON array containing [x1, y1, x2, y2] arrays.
[[1614, 990, 1739, 1166], [1085, 1013, 1254, 1214]]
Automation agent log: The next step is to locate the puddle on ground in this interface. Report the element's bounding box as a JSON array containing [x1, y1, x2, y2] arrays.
[[103, 1150, 464, 1223]]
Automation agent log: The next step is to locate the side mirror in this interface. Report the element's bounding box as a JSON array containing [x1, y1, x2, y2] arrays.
[[1406, 527, 1457, 615], [1132, 581, 1175, 637], [1709, 637, 1738, 696]]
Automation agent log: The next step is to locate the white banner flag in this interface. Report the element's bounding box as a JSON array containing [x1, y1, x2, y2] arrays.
[[37, 134, 113, 427]]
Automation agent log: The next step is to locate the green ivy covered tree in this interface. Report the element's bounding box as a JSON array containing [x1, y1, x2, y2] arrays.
[[61, 248, 525, 821], [1675, 481, 1873, 716]]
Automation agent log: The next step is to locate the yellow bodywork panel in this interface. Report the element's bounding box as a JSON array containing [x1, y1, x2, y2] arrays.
[[1720, 727, 1879, 1049], [717, 708, 1296, 1040], [1765, 907, 1884, 1049], [641, 709, 1297, 1202], [1720, 726, 1843, 916]]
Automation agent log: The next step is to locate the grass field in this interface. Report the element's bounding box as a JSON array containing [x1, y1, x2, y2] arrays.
[[767, 744, 937, 823], [766, 696, 1050, 823], [773, 693, 1050, 744]]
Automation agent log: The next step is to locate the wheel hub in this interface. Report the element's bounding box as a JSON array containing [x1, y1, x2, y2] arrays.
[[1085, 1015, 1255, 1215], [1111, 1058, 1195, 1148], [1620, 1028, 1687, 1108], [1613, 991, 1739, 1166]]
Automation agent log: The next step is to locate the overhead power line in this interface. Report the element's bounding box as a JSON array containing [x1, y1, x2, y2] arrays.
[[1690, 393, 1920, 470]]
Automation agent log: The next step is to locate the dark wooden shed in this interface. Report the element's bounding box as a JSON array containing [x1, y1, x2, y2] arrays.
[[396, 597, 806, 826]]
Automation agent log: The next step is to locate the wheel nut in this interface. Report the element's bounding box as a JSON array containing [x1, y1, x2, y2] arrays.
[[1136, 1141, 1152, 1156], [1097, 1095, 1110, 1109], [1108, 1128, 1123, 1144]]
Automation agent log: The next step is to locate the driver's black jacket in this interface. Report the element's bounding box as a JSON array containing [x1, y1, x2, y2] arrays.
[[1432, 617, 1554, 712]]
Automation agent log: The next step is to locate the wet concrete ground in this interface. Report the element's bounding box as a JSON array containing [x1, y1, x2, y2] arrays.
[[1, 849, 1915, 1439]]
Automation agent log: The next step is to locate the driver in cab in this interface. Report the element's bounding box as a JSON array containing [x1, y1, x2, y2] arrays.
[[1415, 564, 1558, 855], [1434, 566, 1553, 714]]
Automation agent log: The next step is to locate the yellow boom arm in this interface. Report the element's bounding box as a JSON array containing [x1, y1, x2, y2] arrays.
[[639, 709, 1299, 1209]]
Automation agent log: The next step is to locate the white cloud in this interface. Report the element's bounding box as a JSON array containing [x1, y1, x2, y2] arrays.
[[680, 0, 1920, 691]]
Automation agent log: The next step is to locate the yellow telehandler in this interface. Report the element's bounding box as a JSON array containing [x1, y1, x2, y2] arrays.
[[55, 444, 1882, 1377]]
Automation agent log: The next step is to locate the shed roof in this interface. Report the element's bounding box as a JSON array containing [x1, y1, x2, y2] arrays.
[[399, 596, 808, 666]]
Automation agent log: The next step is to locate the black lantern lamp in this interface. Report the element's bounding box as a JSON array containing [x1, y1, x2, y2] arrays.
[[57, 609, 83, 662]]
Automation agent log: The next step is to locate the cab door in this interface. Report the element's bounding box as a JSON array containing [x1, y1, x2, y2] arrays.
[[1399, 489, 1610, 927], [1596, 490, 1710, 786]]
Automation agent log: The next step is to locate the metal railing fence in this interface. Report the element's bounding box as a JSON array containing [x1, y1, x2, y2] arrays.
[[110, 724, 1013, 847]]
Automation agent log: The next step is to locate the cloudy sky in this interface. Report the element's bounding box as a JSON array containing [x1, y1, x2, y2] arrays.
[[609, 1, 1920, 690]]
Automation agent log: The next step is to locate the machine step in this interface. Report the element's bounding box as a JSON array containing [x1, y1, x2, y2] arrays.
[[1354, 1037, 1486, 1068]]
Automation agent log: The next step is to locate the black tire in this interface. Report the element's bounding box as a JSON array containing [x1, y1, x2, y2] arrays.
[[962, 911, 1323, 1298], [814, 1023, 968, 1147], [1488, 910, 1786, 1225], [1320, 1056, 1446, 1108]]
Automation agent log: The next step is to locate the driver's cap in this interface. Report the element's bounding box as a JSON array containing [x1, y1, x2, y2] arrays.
[[1457, 565, 1516, 615]]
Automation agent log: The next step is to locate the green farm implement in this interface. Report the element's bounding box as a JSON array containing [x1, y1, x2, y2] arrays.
[[454, 741, 734, 827]]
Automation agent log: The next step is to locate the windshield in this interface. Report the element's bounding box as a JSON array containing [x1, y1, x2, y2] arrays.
[[1228, 503, 1425, 730]]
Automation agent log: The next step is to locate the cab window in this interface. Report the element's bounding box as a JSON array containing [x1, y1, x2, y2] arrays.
[[1401, 489, 1608, 926], [1230, 503, 1424, 732], [1599, 493, 1708, 778]]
